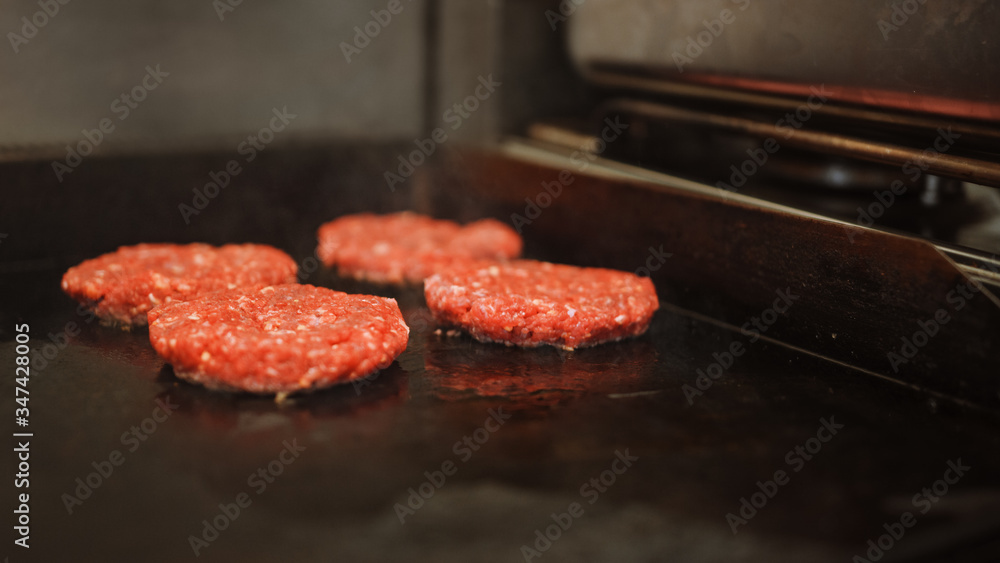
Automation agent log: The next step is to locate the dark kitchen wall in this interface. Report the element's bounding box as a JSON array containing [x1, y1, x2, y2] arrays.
[[0, 1, 433, 268], [0, 0, 596, 268], [0, 0, 427, 152]]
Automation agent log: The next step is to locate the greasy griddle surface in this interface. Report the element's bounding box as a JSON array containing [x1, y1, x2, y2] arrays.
[[1, 265, 997, 563], [1, 145, 997, 561]]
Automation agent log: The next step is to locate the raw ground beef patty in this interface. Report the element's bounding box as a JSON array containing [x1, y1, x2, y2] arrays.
[[62, 243, 297, 326], [148, 284, 409, 394], [424, 260, 659, 350], [316, 212, 522, 284]]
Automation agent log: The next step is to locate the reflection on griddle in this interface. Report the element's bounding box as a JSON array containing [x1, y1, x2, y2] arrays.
[[424, 332, 658, 411], [154, 362, 409, 434], [69, 315, 161, 368]]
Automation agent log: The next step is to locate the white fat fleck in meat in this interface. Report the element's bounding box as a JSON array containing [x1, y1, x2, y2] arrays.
[[567, 307, 577, 317], [615, 314, 627, 324]]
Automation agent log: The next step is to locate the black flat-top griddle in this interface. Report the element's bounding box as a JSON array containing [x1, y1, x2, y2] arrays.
[[1, 142, 999, 562]]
